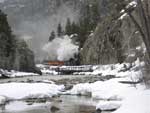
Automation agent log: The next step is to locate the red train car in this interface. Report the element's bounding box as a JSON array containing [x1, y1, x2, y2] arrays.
[[46, 61, 65, 66]]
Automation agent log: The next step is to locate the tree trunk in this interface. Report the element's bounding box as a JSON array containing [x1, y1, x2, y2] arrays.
[[128, 0, 150, 62]]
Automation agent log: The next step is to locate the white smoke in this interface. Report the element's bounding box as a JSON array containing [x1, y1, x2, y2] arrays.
[[43, 35, 79, 61]]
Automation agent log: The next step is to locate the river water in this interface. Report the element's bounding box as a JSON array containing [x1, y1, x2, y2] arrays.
[[1, 95, 101, 113], [0, 75, 91, 83]]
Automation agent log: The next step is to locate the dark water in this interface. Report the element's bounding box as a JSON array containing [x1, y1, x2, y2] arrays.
[[0, 95, 101, 113]]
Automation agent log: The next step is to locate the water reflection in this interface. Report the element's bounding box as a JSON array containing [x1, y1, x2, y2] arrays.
[[0, 95, 99, 113]]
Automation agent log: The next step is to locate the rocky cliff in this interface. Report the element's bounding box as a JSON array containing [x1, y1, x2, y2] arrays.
[[80, 0, 144, 65]]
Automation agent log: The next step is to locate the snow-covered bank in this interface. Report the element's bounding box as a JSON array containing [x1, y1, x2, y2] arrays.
[[64, 77, 145, 100], [41, 68, 58, 75], [0, 69, 39, 78], [10, 72, 39, 77], [64, 59, 145, 100], [63, 76, 149, 113], [0, 83, 64, 102], [96, 101, 121, 111], [81, 60, 144, 78], [62, 59, 149, 113], [113, 90, 150, 113]]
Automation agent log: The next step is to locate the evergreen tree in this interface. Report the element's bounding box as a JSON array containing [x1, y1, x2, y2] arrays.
[[15, 39, 35, 72], [71, 22, 79, 34], [65, 18, 79, 36], [0, 9, 16, 69], [65, 18, 72, 35], [0, 10, 14, 56], [0, 9, 37, 72], [90, 1, 101, 29], [57, 23, 63, 37], [49, 30, 55, 41], [78, 3, 96, 48]]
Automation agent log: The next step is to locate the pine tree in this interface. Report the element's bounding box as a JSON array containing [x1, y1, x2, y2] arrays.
[[90, 1, 100, 29], [0, 9, 16, 69], [49, 30, 55, 41], [0, 9, 36, 72], [0, 10, 14, 57], [71, 22, 79, 34], [65, 18, 72, 35], [57, 23, 63, 37], [78, 3, 94, 48]]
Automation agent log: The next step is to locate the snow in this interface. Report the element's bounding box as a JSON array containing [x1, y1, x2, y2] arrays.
[[113, 90, 150, 113], [136, 46, 142, 50], [128, 53, 135, 57], [64, 75, 147, 112], [41, 80, 55, 84], [0, 83, 64, 100], [36, 64, 46, 69], [10, 71, 39, 77], [90, 60, 144, 80], [96, 101, 121, 111], [0, 69, 39, 78], [64, 71, 148, 112], [119, 1, 137, 20], [1, 59, 149, 113], [65, 77, 144, 100], [119, 13, 127, 20], [0, 96, 7, 105], [62, 60, 149, 112], [126, 1, 137, 9], [41, 68, 58, 75]]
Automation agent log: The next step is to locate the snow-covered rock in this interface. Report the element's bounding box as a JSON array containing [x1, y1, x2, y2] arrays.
[[0, 96, 7, 105], [41, 68, 58, 75], [41, 80, 55, 84], [10, 71, 39, 77], [65, 77, 144, 100], [65, 83, 92, 96], [0, 69, 39, 78], [0, 83, 64, 100], [96, 101, 121, 111]]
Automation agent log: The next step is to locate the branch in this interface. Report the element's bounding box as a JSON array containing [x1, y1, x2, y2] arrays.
[[128, 13, 145, 41], [145, 0, 150, 34], [128, 12, 150, 52], [137, 0, 150, 40]]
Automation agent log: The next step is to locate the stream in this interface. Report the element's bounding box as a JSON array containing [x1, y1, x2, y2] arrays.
[[0, 95, 105, 113]]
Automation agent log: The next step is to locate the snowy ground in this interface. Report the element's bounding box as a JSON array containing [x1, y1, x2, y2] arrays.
[[0, 82, 64, 105], [0, 69, 39, 78]]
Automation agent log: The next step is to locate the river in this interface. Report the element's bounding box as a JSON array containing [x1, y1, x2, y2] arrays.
[[1, 95, 101, 113]]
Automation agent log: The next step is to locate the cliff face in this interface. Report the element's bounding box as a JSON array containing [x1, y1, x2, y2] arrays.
[[80, 1, 144, 65], [80, 17, 124, 65]]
